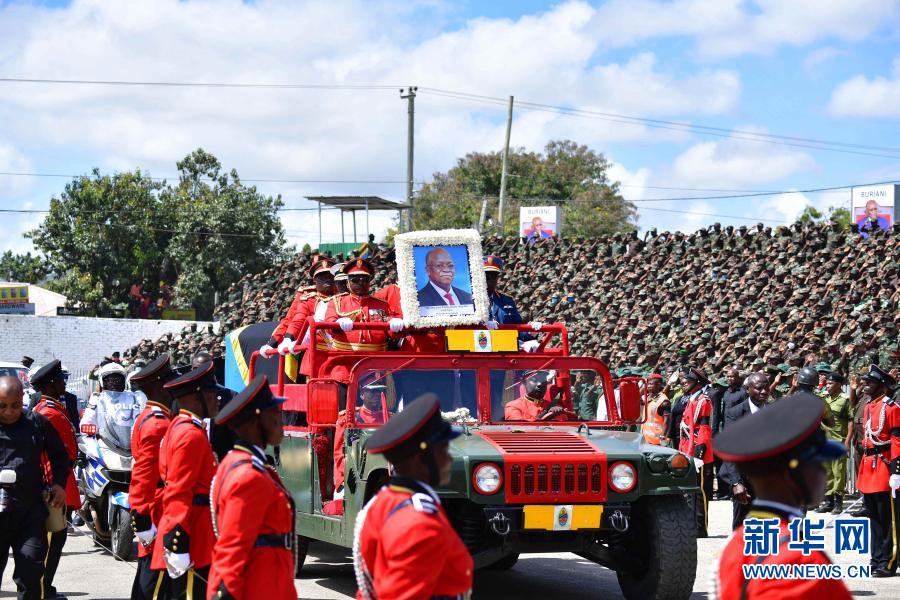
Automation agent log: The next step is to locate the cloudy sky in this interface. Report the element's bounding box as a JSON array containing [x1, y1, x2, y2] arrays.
[[1, 0, 899, 253]]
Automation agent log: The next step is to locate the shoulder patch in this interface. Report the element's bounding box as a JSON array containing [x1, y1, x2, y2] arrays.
[[410, 492, 439, 514]]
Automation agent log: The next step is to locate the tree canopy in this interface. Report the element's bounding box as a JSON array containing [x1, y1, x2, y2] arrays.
[[28, 149, 287, 318], [412, 140, 636, 236], [0, 251, 49, 284]]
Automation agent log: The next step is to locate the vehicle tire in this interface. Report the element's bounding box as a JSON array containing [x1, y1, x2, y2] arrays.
[[110, 506, 135, 561], [615, 495, 696, 600], [487, 552, 519, 570], [294, 535, 311, 577]]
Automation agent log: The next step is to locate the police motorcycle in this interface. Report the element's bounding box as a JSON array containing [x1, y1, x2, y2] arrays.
[[75, 362, 145, 560]]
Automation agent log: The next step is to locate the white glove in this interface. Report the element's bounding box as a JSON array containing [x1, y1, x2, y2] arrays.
[[529, 321, 543, 331], [486, 320, 499, 330], [668, 371, 680, 385], [259, 344, 277, 359], [388, 318, 404, 333], [693, 458, 703, 472], [135, 524, 156, 548], [164, 550, 192, 579], [522, 340, 540, 353], [337, 317, 354, 332], [276, 337, 295, 356], [890, 474, 900, 498]]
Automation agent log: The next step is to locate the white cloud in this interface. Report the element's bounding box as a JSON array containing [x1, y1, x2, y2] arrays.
[[829, 57, 900, 118], [0, 141, 33, 195], [667, 127, 815, 188], [590, 0, 899, 59], [804, 46, 845, 70], [0, 0, 749, 251]]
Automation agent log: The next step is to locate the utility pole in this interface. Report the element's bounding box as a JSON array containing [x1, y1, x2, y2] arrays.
[[401, 86, 418, 231], [497, 95, 514, 235]]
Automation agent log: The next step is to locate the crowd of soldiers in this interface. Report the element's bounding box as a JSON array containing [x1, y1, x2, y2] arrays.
[[118, 220, 897, 383]]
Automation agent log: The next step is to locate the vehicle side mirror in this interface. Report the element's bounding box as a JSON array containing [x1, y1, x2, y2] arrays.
[[618, 378, 643, 422], [308, 380, 340, 426]]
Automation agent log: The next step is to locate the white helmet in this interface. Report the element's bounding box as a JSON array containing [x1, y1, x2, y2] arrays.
[[98, 362, 127, 382]]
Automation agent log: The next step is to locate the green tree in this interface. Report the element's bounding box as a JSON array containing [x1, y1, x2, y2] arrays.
[[161, 149, 288, 317], [0, 251, 49, 283], [412, 140, 636, 236], [827, 206, 851, 227], [28, 170, 168, 315], [795, 205, 825, 223], [28, 149, 287, 318]]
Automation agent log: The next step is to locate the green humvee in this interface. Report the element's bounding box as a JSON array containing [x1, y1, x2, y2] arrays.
[[260, 322, 698, 600]]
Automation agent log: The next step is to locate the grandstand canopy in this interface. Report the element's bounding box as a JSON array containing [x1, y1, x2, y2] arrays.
[[307, 196, 410, 244]]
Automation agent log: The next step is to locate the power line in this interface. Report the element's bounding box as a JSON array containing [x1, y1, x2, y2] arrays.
[[0, 77, 399, 90], [0, 171, 419, 185], [418, 88, 900, 160], [1, 76, 896, 160], [628, 179, 897, 203], [636, 206, 790, 223]]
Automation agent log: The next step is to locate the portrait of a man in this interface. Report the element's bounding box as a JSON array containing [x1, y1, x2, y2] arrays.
[[417, 246, 474, 308], [855, 200, 891, 238], [524, 216, 554, 241]]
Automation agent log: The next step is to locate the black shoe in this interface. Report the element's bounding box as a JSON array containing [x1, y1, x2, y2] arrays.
[[850, 506, 869, 518], [815, 503, 834, 513], [831, 496, 843, 515], [872, 568, 893, 578], [71, 514, 84, 526]]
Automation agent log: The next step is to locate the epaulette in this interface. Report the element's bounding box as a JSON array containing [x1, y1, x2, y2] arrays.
[[249, 455, 266, 472], [409, 492, 439, 514], [298, 287, 317, 300], [189, 415, 203, 428]]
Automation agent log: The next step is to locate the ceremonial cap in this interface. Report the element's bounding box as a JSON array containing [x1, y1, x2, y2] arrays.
[[715, 393, 845, 476], [343, 259, 374, 277], [682, 366, 710, 385], [367, 393, 460, 461], [30, 359, 63, 389], [309, 257, 336, 278], [216, 375, 284, 426], [331, 262, 348, 282], [130, 353, 174, 384], [861, 364, 896, 389], [483, 255, 505, 272], [163, 360, 217, 399], [647, 373, 664, 381]]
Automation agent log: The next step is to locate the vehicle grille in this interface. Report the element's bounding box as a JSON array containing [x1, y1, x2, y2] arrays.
[[479, 431, 607, 503]]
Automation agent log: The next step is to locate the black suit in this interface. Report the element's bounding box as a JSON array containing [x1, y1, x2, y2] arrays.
[[417, 282, 473, 307], [718, 398, 759, 529]]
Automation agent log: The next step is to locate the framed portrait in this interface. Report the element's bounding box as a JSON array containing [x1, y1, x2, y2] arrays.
[[394, 229, 489, 328]]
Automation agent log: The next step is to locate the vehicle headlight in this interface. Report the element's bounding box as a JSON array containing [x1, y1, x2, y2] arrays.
[[608, 461, 637, 493], [473, 463, 502, 495]]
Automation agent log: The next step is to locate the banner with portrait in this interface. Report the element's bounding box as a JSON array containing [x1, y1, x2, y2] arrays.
[[520, 206, 561, 241], [852, 184, 896, 238], [394, 229, 489, 328]]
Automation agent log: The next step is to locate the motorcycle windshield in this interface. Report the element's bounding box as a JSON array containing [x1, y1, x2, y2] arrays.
[[97, 391, 144, 453]]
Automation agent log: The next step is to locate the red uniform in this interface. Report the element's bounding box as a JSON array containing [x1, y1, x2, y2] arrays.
[[680, 389, 713, 463], [373, 283, 402, 316], [270, 286, 316, 344], [856, 394, 900, 494], [128, 401, 171, 558], [207, 444, 295, 600], [334, 406, 387, 491], [151, 410, 217, 571], [354, 477, 473, 600], [285, 288, 332, 342], [34, 396, 79, 507], [713, 504, 851, 600], [323, 293, 399, 382]]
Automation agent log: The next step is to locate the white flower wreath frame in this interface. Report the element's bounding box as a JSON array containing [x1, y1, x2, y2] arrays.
[[394, 228, 490, 329]]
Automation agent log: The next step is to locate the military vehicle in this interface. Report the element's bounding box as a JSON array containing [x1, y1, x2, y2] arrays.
[[246, 320, 699, 600]]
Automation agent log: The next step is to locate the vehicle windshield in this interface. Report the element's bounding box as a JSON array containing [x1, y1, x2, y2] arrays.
[[491, 368, 613, 423], [96, 390, 144, 453], [354, 369, 477, 424], [0, 366, 27, 382]]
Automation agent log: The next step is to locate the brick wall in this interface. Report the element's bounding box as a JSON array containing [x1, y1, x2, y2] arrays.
[[0, 315, 216, 373]]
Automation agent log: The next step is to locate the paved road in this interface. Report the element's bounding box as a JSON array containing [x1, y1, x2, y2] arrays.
[[3, 500, 890, 598]]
